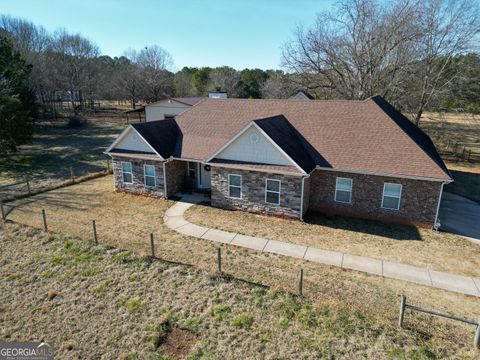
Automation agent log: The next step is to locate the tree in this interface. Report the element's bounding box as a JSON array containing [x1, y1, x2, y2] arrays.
[[49, 29, 100, 113], [174, 66, 195, 96], [282, 0, 418, 101], [409, 0, 480, 124], [136, 45, 174, 102], [261, 70, 298, 99], [209, 66, 241, 96], [116, 50, 140, 108], [191, 67, 211, 96], [0, 36, 34, 152], [239, 68, 268, 98]]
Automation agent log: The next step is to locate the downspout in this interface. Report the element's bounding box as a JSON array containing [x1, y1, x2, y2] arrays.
[[433, 182, 446, 230]]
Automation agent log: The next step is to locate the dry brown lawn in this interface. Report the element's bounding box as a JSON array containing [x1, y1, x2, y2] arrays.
[[420, 112, 480, 162], [4, 176, 480, 357], [186, 203, 480, 278], [2, 223, 479, 359]]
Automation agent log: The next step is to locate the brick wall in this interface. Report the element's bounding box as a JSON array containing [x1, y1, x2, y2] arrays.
[[308, 169, 442, 226], [165, 160, 187, 197], [210, 166, 305, 219], [112, 156, 165, 197]]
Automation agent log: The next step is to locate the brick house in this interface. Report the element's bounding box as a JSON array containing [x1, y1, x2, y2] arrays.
[[105, 96, 452, 227]]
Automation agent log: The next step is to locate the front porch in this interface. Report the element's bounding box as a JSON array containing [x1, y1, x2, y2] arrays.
[[165, 159, 212, 198]]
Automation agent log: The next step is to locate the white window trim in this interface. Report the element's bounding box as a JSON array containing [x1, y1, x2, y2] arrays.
[[334, 177, 353, 204], [265, 178, 281, 205], [381, 183, 402, 210], [228, 174, 242, 199], [121, 161, 133, 184], [143, 164, 156, 188]]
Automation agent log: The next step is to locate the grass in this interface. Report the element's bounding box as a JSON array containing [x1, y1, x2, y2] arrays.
[[231, 313, 253, 328], [420, 112, 480, 163], [1, 221, 479, 358], [0, 113, 127, 200], [185, 200, 480, 278]]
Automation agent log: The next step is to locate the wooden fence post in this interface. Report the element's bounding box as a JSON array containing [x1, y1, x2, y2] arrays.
[[475, 317, 480, 350], [70, 166, 75, 184], [217, 248, 222, 274], [298, 268, 304, 296], [150, 233, 155, 257], [398, 295, 406, 328], [92, 220, 98, 244], [25, 176, 31, 195], [1, 203, 5, 221], [41, 209, 47, 231]]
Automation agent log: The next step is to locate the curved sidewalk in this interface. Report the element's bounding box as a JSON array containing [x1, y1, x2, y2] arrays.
[[164, 196, 480, 298]]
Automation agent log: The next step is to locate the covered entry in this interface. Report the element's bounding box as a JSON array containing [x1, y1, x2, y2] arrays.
[[188, 161, 211, 190]]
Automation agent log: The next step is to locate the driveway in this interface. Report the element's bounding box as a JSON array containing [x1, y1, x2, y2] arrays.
[[438, 192, 480, 242]]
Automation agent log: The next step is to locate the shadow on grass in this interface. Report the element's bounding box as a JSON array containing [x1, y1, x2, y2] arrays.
[[445, 170, 480, 204], [303, 212, 422, 241]]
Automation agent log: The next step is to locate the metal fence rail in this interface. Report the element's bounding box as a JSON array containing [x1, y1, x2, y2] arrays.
[[398, 295, 480, 349]]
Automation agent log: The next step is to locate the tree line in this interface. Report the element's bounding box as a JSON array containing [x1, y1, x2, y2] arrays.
[[1, 0, 479, 152], [282, 0, 480, 123]]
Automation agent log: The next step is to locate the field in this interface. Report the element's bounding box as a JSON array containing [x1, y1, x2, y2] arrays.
[[0, 112, 127, 201], [420, 112, 480, 163], [3, 176, 480, 358]]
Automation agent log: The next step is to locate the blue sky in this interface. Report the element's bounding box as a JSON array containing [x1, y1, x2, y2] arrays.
[[1, 0, 335, 70]]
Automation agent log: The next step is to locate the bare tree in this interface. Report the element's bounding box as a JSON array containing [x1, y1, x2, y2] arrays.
[[261, 71, 297, 99], [410, 0, 480, 124], [49, 29, 100, 112], [209, 66, 241, 96], [136, 45, 174, 102], [282, 0, 418, 100], [116, 49, 140, 108]]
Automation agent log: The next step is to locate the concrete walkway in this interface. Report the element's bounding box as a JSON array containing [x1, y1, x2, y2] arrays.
[[164, 195, 480, 298]]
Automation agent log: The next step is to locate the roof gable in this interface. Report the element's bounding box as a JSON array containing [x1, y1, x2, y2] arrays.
[[209, 121, 305, 173], [131, 119, 181, 159], [106, 126, 162, 159]]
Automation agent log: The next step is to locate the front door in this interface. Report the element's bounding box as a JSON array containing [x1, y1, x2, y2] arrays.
[[197, 163, 211, 190], [188, 161, 211, 190]]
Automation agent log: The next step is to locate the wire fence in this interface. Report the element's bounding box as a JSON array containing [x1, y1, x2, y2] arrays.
[[1, 183, 479, 351], [0, 162, 112, 202]]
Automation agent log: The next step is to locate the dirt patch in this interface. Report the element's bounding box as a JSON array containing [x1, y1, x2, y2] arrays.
[[158, 324, 199, 359]]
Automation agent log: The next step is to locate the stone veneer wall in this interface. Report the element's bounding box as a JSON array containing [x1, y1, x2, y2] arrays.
[[165, 160, 187, 197], [308, 169, 442, 226], [112, 156, 165, 197], [302, 176, 311, 216], [210, 166, 305, 219]]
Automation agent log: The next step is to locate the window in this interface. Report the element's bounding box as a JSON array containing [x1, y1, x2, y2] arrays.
[[228, 174, 242, 199], [122, 161, 133, 184], [335, 177, 352, 203], [144, 164, 156, 187], [188, 162, 196, 179], [265, 179, 281, 205], [382, 183, 402, 210]]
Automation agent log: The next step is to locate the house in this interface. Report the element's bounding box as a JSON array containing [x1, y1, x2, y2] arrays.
[[105, 96, 452, 227], [144, 91, 228, 122], [145, 97, 205, 122]]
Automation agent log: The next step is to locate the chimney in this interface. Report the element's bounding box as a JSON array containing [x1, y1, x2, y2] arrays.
[[208, 90, 228, 99]]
